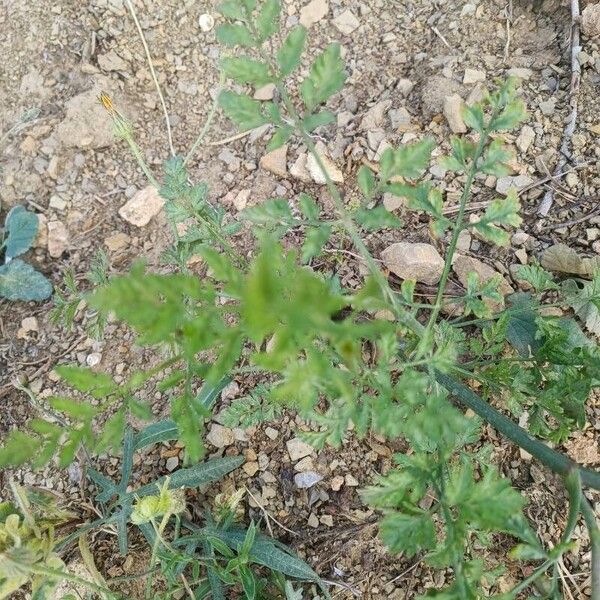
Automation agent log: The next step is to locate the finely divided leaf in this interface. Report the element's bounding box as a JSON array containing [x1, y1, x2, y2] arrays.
[[216, 24, 254, 47], [379, 138, 435, 181]]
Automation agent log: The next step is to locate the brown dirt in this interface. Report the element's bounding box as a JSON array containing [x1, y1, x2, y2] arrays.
[[2, 0, 600, 598]]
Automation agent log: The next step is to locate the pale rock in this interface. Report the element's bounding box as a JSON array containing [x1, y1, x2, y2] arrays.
[[165, 456, 179, 472], [286, 437, 314, 461], [582, 3, 600, 37], [383, 193, 405, 212], [443, 93, 467, 133], [565, 171, 579, 188], [98, 50, 128, 72], [515, 248, 528, 264], [306, 141, 343, 184], [17, 316, 39, 339], [495, 174, 533, 195], [47, 220, 68, 257], [516, 125, 535, 153], [207, 424, 235, 448], [337, 111, 354, 127], [507, 68, 533, 80], [299, 0, 329, 27], [453, 255, 514, 311], [243, 461, 259, 476], [264, 426, 279, 440], [511, 231, 530, 246], [381, 242, 445, 285], [220, 380, 240, 401], [330, 475, 344, 491], [49, 195, 67, 210], [456, 230, 472, 252], [55, 85, 115, 148], [294, 471, 323, 489], [345, 474, 359, 487], [307, 513, 320, 528], [119, 186, 164, 227], [104, 232, 130, 252], [463, 68, 486, 84], [198, 13, 215, 31], [260, 145, 288, 177], [389, 107, 413, 132], [332, 9, 360, 34], [34, 213, 48, 248], [290, 152, 312, 182], [397, 78, 415, 97], [360, 99, 392, 131], [539, 98, 556, 116], [320, 514, 334, 527], [254, 83, 276, 100], [294, 456, 315, 472], [234, 189, 251, 211], [86, 352, 102, 368]]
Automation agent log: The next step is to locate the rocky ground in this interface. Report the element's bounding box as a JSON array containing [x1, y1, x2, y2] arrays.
[[2, 0, 600, 598]]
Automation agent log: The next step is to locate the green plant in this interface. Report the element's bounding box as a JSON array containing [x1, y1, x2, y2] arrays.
[[3, 0, 600, 598], [0, 205, 52, 301]]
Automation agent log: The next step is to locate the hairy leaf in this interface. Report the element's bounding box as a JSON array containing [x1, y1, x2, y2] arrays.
[[0, 259, 52, 301], [300, 43, 345, 111], [277, 25, 306, 76]]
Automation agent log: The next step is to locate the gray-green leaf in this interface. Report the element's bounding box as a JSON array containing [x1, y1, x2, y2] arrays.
[[300, 43, 345, 112], [256, 0, 280, 42], [4, 205, 38, 259], [0, 259, 52, 301], [219, 90, 272, 130], [220, 57, 273, 87], [277, 25, 306, 76]]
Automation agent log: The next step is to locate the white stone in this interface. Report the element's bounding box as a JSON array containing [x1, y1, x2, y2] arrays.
[[17, 316, 39, 339], [260, 145, 288, 177], [381, 242, 445, 285], [332, 9, 360, 35], [286, 438, 314, 461], [206, 424, 235, 448], [516, 125, 535, 153], [104, 232, 130, 252], [463, 68, 486, 85], [306, 141, 343, 184], [165, 456, 179, 472], [198, 13, 215, 32], [299, 0, 329, 27], [98, 50, 128, 72], [234, 189, 251, 212], [290, 153, 312, 182], [254, 83, 276, 101], [495, 175, 534, 195], [443, 94, 467, 133], [294, 471, 323, 489], [118, 185, 164, 227], [507, 68, 533, 80], [47, 220, 68, 257]]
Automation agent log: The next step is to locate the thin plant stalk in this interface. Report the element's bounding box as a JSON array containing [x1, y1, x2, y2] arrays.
[[125, 0, 175, 157]]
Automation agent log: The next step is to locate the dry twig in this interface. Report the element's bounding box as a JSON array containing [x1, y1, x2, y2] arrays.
[[538, 0, 582, 216]]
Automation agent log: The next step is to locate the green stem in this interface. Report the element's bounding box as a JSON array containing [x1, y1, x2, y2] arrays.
[[417, 132, 490, 357], [581, 497, 600, 600], [435, 370, 600, 490], [126, 136, 159, 187], [184, 73, 226, 166], [508, 558, 555, 597], [146, 514, 170, 599], [26, 564, 119, 599]]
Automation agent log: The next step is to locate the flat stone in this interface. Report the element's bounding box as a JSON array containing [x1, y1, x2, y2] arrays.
[[118, 185, 164, 227], [516, 125, 535, 153], [49, 195, 67, 210], [507, 67, 533, 80], [34, 213, 48, 248], [383, 193, 405, 212], [290, 152, 311, 182], [286, 437, 314, 461], [332, 9, 360, 35], [360, 100, 391, 130], [294, 456, 315, 472], [98, 50, 128, 72], [307, 513, 319, 528], [47, 220, 68, 257], [463, 68, 486, 84], [165, 456, 179, 472], [104, 232, 130, 252], [397, 78, 415, 97], [381, 242, 445, 285], [264, 426, 279, 440], [243, 461, 259, 476], [254, 83, 276, 101], [260, 145, 288, 178], [306, 141, 344, 184], [495, 174, 534, 195], [234, 189, 251, 211], [299, 0, 329, 27], [206, 424, 235, 448], [443, 94, 467, 133], [345, 474, 359, 487], [452, 255, 514, 311], [294, 471, 323, 489], [17, 316, 39, 339], [389, 107, 413, 132]]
